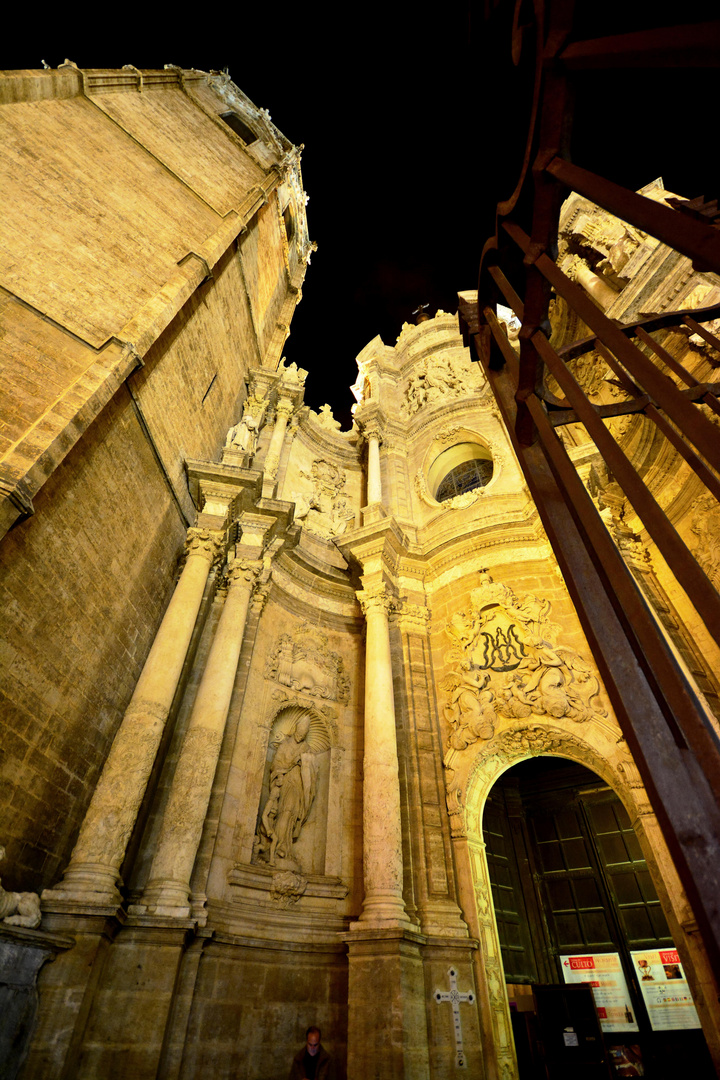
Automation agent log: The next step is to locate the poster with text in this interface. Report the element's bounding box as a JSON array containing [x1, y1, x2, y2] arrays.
[[629, 949, 701, 1031], [561, 953, 639, 1033]]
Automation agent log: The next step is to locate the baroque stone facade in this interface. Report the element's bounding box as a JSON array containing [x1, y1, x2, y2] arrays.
[[1, 65, 719, 1080]]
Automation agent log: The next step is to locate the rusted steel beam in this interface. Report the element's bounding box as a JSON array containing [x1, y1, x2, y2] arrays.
[[684, 314, 720, 356], [504, 221, 720, 474], [558, 22, 720, 70], [531, 326, 720, 649], [543, 158, 720, 275], [634, 326, 698, 388], [466, 311, 720, 977], [558, 302, 720, 365], [488, 265, 525, 321]]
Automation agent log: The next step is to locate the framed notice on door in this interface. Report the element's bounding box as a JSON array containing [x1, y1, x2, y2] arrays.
[[629, 949, 701, 1031], [561, 953, 639, 1033]]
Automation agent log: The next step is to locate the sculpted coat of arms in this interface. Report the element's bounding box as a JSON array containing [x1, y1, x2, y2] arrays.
[[442, 571, 604, 754], [265, 623, 350, 703]]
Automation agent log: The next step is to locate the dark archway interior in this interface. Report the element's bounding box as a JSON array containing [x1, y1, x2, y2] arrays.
[[484, 756, 714, 1078]]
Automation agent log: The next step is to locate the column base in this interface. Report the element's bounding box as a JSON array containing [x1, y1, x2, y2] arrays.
[[127, 880, 191, 920], [41, 862, 123, 914], [361, 501, 386, 526], [351, 889, 413, 931]]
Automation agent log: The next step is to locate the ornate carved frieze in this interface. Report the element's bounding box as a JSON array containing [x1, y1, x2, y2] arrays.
[[442, 571, 605, 756], [392, 600, 431, 634], [265, 623, 349, 702], [291, 458, 354, 539]]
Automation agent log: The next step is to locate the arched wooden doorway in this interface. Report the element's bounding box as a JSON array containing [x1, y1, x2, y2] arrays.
[[458, 739, 718, 1079]]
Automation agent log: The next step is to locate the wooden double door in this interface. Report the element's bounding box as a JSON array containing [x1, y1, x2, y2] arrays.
[[483, 757, 713, 1076]]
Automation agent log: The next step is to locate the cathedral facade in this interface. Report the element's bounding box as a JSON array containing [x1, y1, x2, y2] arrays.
[[1, 66, 719, 1079]]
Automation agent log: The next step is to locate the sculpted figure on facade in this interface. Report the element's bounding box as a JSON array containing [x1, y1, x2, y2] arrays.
[[442, 571, 604, 757], [225, 386, 268, 455], [254, 712, 330, 871], [265, 622, 350, 702], [292, 458, 354, 539], [0, 846, 41, 929], [403, 352, 478, 416]]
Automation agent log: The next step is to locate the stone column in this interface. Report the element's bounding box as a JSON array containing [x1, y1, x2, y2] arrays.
[[355, 584, 410, 927], [366, 426, 383, 505], [263, 396, 294, 480], [131, 557, 261, 918], [43, 529, 223, 909]]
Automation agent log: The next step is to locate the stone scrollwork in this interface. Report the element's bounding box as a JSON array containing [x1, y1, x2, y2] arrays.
[[265, 622, 350, 703], [442, 571, 605, 756], [0, 846, 41, 929]]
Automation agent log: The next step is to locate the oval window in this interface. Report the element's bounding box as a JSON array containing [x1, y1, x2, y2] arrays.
[[428, 442, 493, 503]]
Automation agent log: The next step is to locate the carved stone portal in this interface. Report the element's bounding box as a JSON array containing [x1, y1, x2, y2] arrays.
[[265, 622, 350, 702], [254, 708, 331, 873], [442, 571, 604, 756]]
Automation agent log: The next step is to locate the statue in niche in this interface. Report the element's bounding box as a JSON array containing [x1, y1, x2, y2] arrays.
[[255, 714, 330, 871], [0, 846, 41, 929], [225, 386, 267, 455], [442, 571, 604, 754]]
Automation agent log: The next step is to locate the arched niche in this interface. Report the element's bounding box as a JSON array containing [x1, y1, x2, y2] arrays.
[[253, 704, 332, 878]]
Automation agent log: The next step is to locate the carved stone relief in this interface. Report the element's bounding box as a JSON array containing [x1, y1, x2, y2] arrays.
[[253, 707, 331, 874], [291, 458, 355, 539], [402, 352, 482, 416], [689, 492, 720, 589], [265, 623, 350, 702], [442, 571, 605, 759]]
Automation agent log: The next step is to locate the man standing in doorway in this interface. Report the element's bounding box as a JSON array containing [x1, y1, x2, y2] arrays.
[[289, 1026, 331, 1079]]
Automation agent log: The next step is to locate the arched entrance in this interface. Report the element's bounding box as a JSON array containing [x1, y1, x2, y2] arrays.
[[460, 742, 717, 1078]]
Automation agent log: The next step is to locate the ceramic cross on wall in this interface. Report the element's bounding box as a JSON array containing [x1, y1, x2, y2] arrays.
[[434, 966, 475, 1068]]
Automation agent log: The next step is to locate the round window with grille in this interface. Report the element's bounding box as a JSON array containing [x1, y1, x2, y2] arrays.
[[427, 442, 493, 504]]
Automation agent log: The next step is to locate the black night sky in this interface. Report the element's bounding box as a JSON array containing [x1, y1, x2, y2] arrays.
[[6, 3, 717, 429]]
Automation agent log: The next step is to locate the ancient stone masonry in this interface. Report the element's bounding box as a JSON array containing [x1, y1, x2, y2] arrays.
[[265, 622, 350, 702]]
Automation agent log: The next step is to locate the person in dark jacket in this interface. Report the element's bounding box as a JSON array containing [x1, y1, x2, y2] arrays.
[[289, 1026, 331, 1080]]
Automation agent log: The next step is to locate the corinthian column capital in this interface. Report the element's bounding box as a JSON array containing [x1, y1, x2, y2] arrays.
[[185, 528, 225, 566], [356, 583, 395, 618]]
